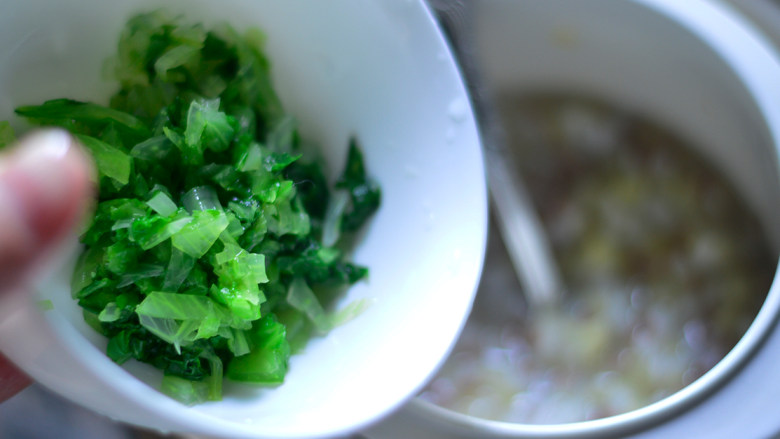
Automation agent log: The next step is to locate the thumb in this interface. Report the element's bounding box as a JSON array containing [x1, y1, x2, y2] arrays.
[[0, 129, 94, 292]]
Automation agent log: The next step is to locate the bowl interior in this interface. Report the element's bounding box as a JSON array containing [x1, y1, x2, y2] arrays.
[[0, 1, 487, 437]]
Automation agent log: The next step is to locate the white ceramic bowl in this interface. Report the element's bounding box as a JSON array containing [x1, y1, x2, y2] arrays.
[[367, 0, 780, 437], [0, 1, 487, 437]]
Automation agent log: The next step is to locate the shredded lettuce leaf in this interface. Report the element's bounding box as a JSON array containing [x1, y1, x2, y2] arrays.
[[181, 186, 222, 212], [171, 210, 229, 258], [73, 134, 133, 186], [146, 190, 178, 217], [226, 314, 290, 384], [161, 375, 211, 406], [15, 99, 150, 138], [286, 277, 331, 333]]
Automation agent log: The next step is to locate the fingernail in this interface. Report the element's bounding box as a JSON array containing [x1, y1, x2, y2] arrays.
[[13, 129, 73, 161]]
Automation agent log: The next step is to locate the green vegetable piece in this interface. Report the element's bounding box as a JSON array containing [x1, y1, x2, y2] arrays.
[[204, 164, 245, 193], [240, 214, 267, 251], [265, 115, 297, 154], [108, 198, 149, 224], [146, 190, 178, 217], [184, 98, 235, 153], [163, 248, 196, 292], [225, 327, 251, 357], [218, 249, 269, 284], [286, 277, 330, 333], [274, 308, 311, 354], [82, 310, 104, 335], [263, 152, 301, 173], [100, 122, 125, 151], [15, 99, 150, 138], [76, 277, 114, 299], [321, 190, 349, 247], [181, 186, 222, 212], [135, 291, 229, 352], [76, 279, 118, 314], [336, 139, 381, 231], [210, 285, 262, 322], [71, 247, 104, 298], [74, 134, 132, 186], [328, 297, 373, 328], [200, 350, 224, 401], [117, 263, 165, 288], [227, 200, 257, 222], [224, 212, 244, 238], [161, 375, 211, 406], [130, 135, 170, 161], [110, 11, 172, 86], [237, 142, 263, 172], [220, 26, 284, 130], [155, 45, 202, 81], [106, 330, 136, 364], [226, 314, 290, 384], [285, 160, 330, 219], [163, 126, 186, 151], [98, 302, 122, 322], [171, 210, 229, 258], [266, 199, 310, 237], [105, 240, 140, 274], [129, 213, 192, 250], [136, 292, 226, 324], [138, 315, 199, 353]]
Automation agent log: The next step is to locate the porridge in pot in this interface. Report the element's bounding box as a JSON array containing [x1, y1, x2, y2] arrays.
[[420, 95, 776, 424]]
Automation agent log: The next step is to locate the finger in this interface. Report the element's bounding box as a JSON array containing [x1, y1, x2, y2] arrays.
[[0, 352, 30, 401], [0, 128, 94, 292], [0, 129, 93, 402]]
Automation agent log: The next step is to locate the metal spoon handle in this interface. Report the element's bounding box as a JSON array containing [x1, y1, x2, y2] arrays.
[[429, 0, 563, 304], [484, 147, 563, 304]]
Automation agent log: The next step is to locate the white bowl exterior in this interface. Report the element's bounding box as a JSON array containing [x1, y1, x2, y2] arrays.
[[368, 0, 780, 438], [0, 1, 487, 437]]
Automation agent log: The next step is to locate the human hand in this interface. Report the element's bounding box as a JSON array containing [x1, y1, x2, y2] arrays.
[[0, 129, 94, 402]]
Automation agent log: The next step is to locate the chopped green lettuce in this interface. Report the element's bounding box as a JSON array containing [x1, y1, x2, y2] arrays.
[[171, 210, 229, 258], [15, 99, 150, 138], [336, 139, 381, 232], [286, 277, 330, 333], [226, 314, 290, 384], [161, 375, 211, 406], [146, 190, 178, 217], [184, 98, 234, 154], [11, 10, 380, 405], [73, 134, 132, 186]]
